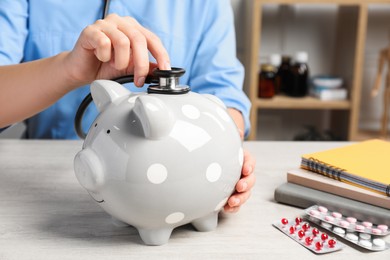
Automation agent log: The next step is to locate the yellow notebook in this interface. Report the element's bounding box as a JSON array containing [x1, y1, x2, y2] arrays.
[[301, 139, 390, 197]]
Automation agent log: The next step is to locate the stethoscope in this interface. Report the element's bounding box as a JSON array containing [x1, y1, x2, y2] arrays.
[[103, 0, 110, 18], [74, 0, 188, 139]]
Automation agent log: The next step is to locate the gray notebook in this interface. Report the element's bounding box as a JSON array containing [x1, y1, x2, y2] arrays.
[[274, 182, 390, 226]]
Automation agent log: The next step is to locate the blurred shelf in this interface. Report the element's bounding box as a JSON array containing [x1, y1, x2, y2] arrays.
[[244, 0, 379, 140], [255, 95, 351, 110], [354, 129, 390, 141]]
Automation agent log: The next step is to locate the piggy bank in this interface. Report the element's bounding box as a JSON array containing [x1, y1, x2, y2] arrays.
[[74, 69, 243, 245]]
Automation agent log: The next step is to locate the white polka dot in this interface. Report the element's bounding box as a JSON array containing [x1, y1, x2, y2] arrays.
[[238, 147, 244, 167], [165, 212, 185, 224], [182, 104, 200, 119], [214, 197, 229, 211], [206, 163, 222, 182], [147, 164, 168, 184], [216, 107, 231, 122]]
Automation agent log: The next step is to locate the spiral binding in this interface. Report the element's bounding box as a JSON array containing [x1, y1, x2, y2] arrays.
[[305, 157, 345, 181], [302, 157, 390, 197]]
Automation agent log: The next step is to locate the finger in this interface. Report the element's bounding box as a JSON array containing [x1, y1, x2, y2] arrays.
[[120, 16, 170, 70], [223, 205, 240, 213], [139, 27, 171, 70], [227, 190, 252, 208], [81, 24, 112, 62], [95, 20, 131, 70], [148, 62, 159, 73], [128, 29, 149, 87], [235, 172, 256, 193], [115, 18, 149, 87], [238, 128, 245, 140], [242, 149, 256, 176]]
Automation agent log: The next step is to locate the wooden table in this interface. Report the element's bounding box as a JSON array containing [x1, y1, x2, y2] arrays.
[[0, 140, 388, 259]]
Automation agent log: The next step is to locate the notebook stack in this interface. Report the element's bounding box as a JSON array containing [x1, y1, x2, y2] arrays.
[[274, 139, 390, 223], [300, 139, 390, 197]]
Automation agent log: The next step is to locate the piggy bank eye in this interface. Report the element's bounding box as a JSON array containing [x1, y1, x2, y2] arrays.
[[94, 123, 98, 127], [106, 129, 111, 134]]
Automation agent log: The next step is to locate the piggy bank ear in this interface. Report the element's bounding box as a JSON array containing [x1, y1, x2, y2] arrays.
[[133, 95, 175, 139], [91, 80, 131, 112]]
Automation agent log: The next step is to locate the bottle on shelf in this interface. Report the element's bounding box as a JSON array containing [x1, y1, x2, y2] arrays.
[[269, 54, 282, 94], [285, 51, 310, 97], [258, 64, 276, 98], [278, 55, 293, 94]]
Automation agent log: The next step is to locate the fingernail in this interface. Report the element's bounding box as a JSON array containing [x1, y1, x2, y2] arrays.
[[232, 198, 240, 206], [137, 77, 145, 87], [164, 62, 171, 70]]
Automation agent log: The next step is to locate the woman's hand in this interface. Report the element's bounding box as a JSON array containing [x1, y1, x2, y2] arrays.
[[225, 108, 256, 213], [224, 149, 256, 213], [64, 14, 171, 89]]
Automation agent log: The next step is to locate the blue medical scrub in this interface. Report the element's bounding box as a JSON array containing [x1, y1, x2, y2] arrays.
[[0, 0, 250, 139]]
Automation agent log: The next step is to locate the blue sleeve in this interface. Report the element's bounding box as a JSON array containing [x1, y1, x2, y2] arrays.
[[188, 0, 251, 137], [0, 0, 28, 64]]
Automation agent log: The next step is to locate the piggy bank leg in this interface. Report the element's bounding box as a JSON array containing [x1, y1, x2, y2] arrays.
[[138, 228, 173, 246], [191, 212, 219, 232]]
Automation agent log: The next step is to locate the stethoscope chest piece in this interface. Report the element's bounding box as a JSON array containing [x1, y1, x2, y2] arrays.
[[147, 67, 190, 94]]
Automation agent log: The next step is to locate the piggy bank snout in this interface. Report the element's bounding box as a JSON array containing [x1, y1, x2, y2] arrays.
[[74, 148, 104, 192]]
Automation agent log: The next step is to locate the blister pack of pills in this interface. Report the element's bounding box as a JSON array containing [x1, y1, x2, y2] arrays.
[[304, 205, 390, 251], [305, 205, 389, 236], [273, 217, 344, 254]]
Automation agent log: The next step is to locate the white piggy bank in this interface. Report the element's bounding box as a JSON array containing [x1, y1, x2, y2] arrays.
[[74, 76, 243, 245]]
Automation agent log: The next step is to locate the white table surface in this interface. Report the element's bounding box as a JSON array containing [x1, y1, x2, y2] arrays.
[[0, 140, 388, 260]]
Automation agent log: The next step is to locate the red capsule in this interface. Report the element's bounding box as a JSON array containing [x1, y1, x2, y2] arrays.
[[305, 236, 313, 245], [321, 233, 328, 241], [295, 217, 302, 225], [315, 241, 324, 250], [328, 239, 336, 248], [312, 228, 319, 236], [289, 226, 296, 234], [281, 218, 289, 225], [302, 222, 310, 231], [298, 230, 305, 239]]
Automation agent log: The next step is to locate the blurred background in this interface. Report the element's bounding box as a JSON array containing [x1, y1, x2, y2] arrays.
[[232, 0, 390, 141], [2, 0, 390, 141]]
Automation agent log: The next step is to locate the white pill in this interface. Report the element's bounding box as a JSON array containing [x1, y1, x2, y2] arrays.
[[359, 239, 372, 249], [372, 238, 386, 249], [333, 227, 345, 237], [321, 221, 332, 229], [345, 232, 358, 243], [359, 233, 371, 240]]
